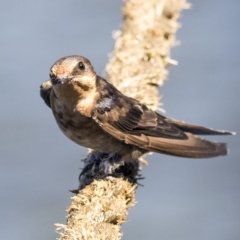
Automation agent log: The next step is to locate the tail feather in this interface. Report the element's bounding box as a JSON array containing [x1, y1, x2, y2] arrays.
[[125, 132, 228, 158], [165, 118, 235, 135]]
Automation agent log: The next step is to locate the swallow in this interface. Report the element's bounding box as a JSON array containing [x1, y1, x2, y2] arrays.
[[40, 55, 234, 166]]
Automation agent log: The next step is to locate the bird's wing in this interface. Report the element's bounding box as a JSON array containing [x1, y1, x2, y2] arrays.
[[40, 80, 52, 108], [99, 121, 228, 158], [94, 93, 187, 140], [93, 88, 228, 158]]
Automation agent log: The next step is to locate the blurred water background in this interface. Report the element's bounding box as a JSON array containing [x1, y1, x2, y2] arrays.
[[0, 1, 239, 239]]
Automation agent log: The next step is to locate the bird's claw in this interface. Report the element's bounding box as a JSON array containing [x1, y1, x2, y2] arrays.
[[103, 154, 124, 174]]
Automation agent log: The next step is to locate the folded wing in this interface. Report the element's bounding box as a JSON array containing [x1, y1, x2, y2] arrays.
[[94, 89, 231, 158]]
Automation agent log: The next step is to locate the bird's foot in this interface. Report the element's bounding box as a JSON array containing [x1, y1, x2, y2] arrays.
[[103, 153, 124, 174], [77, 151, 141, 190]]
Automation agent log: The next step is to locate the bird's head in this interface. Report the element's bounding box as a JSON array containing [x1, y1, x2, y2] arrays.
[[49, 55, 97, 101], [50, 55, 96, 86]]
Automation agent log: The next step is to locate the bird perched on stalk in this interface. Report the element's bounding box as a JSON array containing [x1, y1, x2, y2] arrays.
[[40, 55, 234, 171]]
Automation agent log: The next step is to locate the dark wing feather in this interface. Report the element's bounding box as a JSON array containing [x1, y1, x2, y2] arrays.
[[116, 105, 187, 139], [165, 118, 234, 135], [40, 80, 52, 108]]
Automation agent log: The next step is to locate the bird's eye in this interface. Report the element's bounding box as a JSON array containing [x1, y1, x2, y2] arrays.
[[78, 61, 85, 70]]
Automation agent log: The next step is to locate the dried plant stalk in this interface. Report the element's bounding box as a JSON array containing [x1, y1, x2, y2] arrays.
[[56, 0, 189, 239], [56, 179, 136, 240], [107, 0, 189, 110]]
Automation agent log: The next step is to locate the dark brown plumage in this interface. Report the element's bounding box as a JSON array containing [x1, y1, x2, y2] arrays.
[[40, 55, 234, 164]]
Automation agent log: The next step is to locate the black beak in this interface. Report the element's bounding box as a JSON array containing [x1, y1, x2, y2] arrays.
[[51, 76, 73, 85]]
